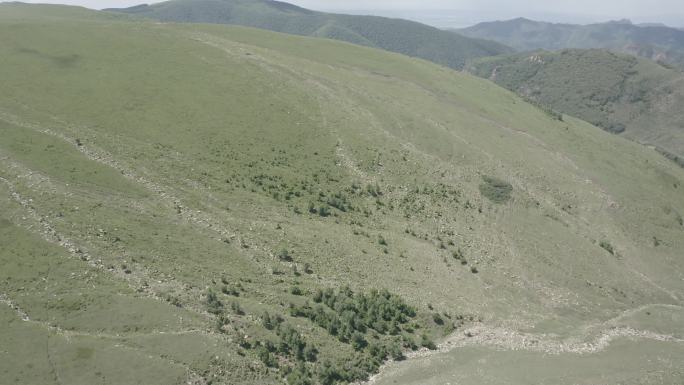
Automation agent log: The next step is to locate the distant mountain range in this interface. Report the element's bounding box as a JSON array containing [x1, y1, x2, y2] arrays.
[[107, 0, 512, 69], [467, 49, 684, 166], [459, 18, 684, 69]]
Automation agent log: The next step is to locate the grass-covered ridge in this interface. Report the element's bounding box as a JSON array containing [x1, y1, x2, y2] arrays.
[[466, 49, 684, 164], [0, 3, 683, 385], [106, 0, 513, 70]]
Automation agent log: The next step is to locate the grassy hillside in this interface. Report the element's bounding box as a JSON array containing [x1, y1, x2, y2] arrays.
[[1, 3, 683, 385], [105, 0, 512, 70], [459, 18, 684, 69], [467, 49, 684, 166]]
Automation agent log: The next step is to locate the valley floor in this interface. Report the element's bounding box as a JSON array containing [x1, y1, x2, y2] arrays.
[[367, 303, 684, 384]]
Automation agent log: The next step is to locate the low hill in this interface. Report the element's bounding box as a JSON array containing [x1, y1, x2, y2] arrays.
[[1, 3, 683, 385], [467, 49, 684, 166], [105, 0, 512, 70], [459, 18, 684, 69]]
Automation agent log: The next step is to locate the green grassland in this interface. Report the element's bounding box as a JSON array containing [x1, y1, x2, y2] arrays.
[[467, 49, 684, 165], [106, 0, 513, 70], [1, 3, 683, 384]]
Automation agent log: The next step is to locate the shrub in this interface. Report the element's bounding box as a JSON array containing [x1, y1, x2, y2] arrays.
[[262, 311, 275, 330], [387, 339, 404, 360], [257, 346, 278, 368], [479, 176, 513, 203], [206, 289, 223, 315], [221, 285, 240, 296], [432, 313, 444, 325], [351, 332, 367, 351], [303, 344, 318, 362], [230, 301, 244, 315], [599, 240, 615, 255], [420, 333, 436, 350], [318, 206, 331, 217], [366, 183, 382, 197], [278, 249, 293, 262], [401, 332, 418, 350], [291, 286, 303, 295], [378, 235, 388, 246], [368, 340, 388, 362], [215, 315, 228, 332], [287, 364, 312, 385]]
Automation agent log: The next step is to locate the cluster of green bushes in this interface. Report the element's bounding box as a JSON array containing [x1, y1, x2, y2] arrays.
[[285, 286, 433, 384], [221, 276, 242, 296], [255, 320, 319, 369], [209, 282, 446, 385], [303, 187, 359, 217], [306, 287, 416, 336]]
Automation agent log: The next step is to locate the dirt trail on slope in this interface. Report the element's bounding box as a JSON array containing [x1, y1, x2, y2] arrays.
[[360, 304, 684, 385]]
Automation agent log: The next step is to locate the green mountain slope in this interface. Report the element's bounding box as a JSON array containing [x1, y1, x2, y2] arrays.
[[459, 18, 684, 69], [467, 49, 684, 166], [1, 3, 683, 385], [105, 0, 512, 70]]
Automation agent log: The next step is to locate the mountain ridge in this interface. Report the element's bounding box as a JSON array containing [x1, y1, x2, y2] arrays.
[[459, 17, 684, 69], [105, 0, 513, 70]]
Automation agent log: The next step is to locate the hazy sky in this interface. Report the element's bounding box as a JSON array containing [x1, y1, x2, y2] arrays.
[[3, 0, 683, 26]]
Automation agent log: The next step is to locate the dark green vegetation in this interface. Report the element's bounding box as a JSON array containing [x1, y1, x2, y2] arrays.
[[459, 18, 684, 69], [107, 0, 512, 69], [1, 3, 683, 385], [285, 287, 441, 383], [467, 49, 684, 164], [479, 176, 513, 204]]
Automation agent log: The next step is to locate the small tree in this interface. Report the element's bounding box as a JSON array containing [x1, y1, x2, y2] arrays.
[[308, 202, 317, 214], [432, 313, 444, 325], [420, 333, 436, 350], [303, 344, 318, 362], [262, 311, 274, 330], [291, 286, 303, 296], [387, 339, 404, 361], [351, 332, 367, 351], [230, 301, 244, 315], [318, 206, 331, 217], [599, 240, 615, 255], [206, 289, 223, 315], [257, 346, 278, 368], [287, 364, 312, 385]]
